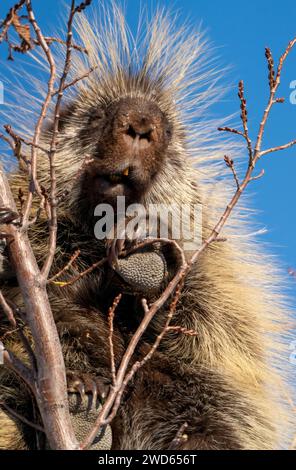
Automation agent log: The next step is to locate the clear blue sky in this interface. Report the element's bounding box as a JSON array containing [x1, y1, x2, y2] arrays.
[[0, 0, 296, 277]]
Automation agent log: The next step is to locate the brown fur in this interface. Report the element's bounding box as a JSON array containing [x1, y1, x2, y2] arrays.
[[0, 3, 293, 449]]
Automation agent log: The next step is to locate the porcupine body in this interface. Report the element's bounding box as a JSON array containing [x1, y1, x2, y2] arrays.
[[0, 2, 293, 450]]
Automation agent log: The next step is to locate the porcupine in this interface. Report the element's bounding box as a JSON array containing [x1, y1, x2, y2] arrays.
[[0, 2, 293, 450]]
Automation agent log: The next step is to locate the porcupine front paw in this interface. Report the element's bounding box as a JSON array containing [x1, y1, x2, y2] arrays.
[[66, 371, 112, 450], [106, 234, 182, 297]]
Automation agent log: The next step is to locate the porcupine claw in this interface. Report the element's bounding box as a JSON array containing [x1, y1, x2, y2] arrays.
[[106, 238, 126, 270], [66, 370, 110, 408], [56, 371, 113, 450]]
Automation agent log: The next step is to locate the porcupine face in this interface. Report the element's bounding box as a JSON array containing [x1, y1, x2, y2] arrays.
[[75, 95, 173, 209]]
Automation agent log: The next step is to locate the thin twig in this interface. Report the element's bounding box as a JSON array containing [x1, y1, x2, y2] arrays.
[[4, 297, 37, 373], [22, 0, 56, 227], [0, 401, 44, 433], [250, 169, 265, 182], [108, 294, 122, 387], [224, 155, 240, 190], [74, 1, 93, 13], [0, 132, 30, 169], [259, 139, 296, 157], [48, 249, 80, 282], [55, 257, 106, 288], [265, 48, 275, 90], [0, 290, 17, 327], [238, 80, 253, 165], [254, 37, 296, 159], [41, 0, 77, 280], [52, 66, 96, 96], [0, 290, 36, 370], [4, 125, 50, 155], [0, 327, 20, 342], [33, 37, 88, 55], [217, 126, 245, 138], [2, 348, 34, 392]]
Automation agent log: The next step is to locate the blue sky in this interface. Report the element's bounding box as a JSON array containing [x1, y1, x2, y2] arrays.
[[0, 0, 296, 278]]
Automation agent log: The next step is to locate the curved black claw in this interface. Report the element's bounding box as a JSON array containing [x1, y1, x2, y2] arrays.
[[106, 227, 147, 272], [66, 371, 110, 409], [106, 238, 126, 270]]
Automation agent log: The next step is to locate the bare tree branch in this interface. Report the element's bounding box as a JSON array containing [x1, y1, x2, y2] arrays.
[[0, 166, 79, 449]]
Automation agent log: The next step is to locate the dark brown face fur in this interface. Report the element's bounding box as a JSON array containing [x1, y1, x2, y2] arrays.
[[78, 97, 172, 208]]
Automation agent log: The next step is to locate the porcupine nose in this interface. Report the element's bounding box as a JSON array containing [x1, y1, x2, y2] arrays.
[[114, 98, 162, 150], [123, 114, 154, 149]]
